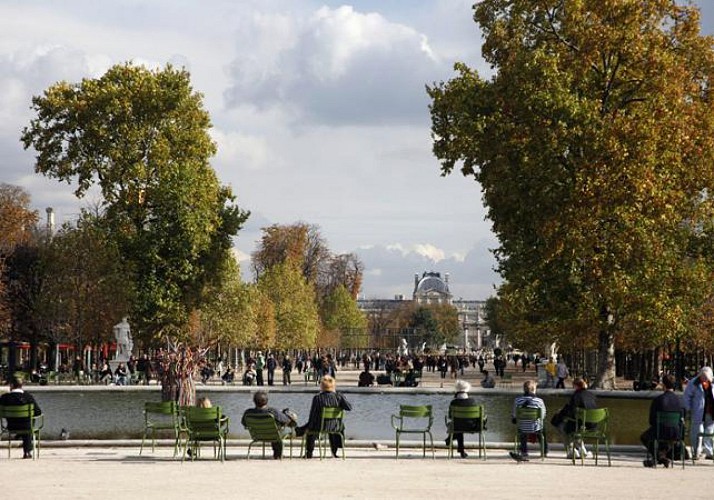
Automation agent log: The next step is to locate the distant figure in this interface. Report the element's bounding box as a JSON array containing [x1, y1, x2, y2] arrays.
[[114, 362, 128, 385], [641, 374, 684, 468], [241, 391, 293, 459], [544, 358, 557, 388], [358, 369, 375, 387], [255, 352, 265, 386], [480, 370, 496, 389], [266, 353, 277, 386], [0, 377, 42, 458], [282, 355, 293, 385], [684, 366, 714, 460], [243, 363, 257, 386], [509, 380, 547, 462], [555, 358, 569, 389]]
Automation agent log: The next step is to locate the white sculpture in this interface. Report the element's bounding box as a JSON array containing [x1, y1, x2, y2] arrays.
[[113, 317, 133, 361], [398, 338, 408, 357]]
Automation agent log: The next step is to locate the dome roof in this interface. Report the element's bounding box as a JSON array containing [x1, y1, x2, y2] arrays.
[[415, 272, 449, 294]]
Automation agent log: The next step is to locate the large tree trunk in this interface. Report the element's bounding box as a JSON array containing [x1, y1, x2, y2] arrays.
[[593, 328, 616, 389]]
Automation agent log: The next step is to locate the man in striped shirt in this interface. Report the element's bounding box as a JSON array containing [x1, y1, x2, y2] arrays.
[[509, 379, 547, 462]]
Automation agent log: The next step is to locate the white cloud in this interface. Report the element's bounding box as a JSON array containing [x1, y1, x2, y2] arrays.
[[224, 4, 447, 125], [211, 129, 272, 171]]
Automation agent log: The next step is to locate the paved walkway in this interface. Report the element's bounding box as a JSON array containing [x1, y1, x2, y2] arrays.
[[0, 444, 710, 500]]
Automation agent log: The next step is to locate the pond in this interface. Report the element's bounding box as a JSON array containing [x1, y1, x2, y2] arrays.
[[31, 389, 651, 444]]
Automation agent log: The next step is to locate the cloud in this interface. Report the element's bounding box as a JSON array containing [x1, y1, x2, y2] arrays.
[[224, 5, 446, 126], [211, 128, 272, 171]]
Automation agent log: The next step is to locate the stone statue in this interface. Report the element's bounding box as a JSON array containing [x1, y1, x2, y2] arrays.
[[398, 338, 408, 357], [113, 317, 133, 361]]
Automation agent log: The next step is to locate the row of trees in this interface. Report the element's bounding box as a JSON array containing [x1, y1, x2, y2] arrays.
[[429, 1, 714, 387], [0, 64, 371, 379]]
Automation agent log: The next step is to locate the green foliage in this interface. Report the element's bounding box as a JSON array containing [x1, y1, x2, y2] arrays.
[[257, 260, 319, 349], [321, 284, 367, 348], [21, 63, 249, 342], [429, 2, 714, 385], [409, 305, 459, 347], [39, 211, 133, 348]]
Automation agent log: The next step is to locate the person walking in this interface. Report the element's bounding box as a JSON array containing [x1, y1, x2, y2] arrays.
[[555, 358, 569, 389], [684, 366, 714, 460]]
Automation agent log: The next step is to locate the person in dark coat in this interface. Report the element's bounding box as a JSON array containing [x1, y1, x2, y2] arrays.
[[445, 380, 486, 458], [641, 374, 685, 467], [295, 375, 352, 458], [241, 391, 294, 459], [0, 377, 42, 458], [551, 377, 598, 459]]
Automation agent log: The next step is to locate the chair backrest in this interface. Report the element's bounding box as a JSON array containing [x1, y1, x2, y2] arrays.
[[575, 407, 608, 434], [515, 406, 542, 422], [450, 405, 484, 420], [655, 410, 684, 440], [0, 403, 34, 420], [145, 401, 177, 416], [185, 406, 222, 432], [244, 414, 281, 441], [399, 405, 432, 419], [320, 407, 344, 432]]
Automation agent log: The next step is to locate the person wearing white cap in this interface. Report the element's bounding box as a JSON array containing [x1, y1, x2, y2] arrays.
[[683, 366, 714, 459], [445, 380, 486, 458]]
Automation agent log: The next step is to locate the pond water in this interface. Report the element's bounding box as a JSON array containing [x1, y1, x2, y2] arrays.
[[32, 390, 651, 444]]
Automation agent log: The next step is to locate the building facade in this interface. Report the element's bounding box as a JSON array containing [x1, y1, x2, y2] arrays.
[[358, 271, 492, 350]]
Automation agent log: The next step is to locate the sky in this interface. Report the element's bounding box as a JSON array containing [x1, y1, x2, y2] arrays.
[[1, 1, 712, 302]]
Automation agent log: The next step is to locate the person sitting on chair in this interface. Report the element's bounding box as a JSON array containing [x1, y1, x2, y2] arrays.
[[641, 374, 684, 468], [551, 377, 597, 459], [509, 379, 547, 462], [295, 375, 352, 458], [0, 377, 42, 459], [241, 391, 294, 459], [358, 368, 375, 387], [480, 370, 496, 389], [445, 380, 486, 458]]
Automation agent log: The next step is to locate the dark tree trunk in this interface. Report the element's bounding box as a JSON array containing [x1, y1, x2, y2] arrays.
[[594, 328, 616, 389]]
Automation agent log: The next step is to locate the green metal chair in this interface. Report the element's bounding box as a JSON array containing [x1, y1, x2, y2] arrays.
[[244, 413, 294, 459], [570, 407, 611, 466], [652, 410, 685, 469], [139, 401, 183, 457], [391, 404, 434, 459], [445, 405, 486, 459], [513, 406, 546, 460], [301, 407, 346, 460], [0, 403, 43, 459], [182, 406, 229, 462]]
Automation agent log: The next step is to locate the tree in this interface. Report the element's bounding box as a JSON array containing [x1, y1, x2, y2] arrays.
[[257, 260, 320, 349], [39, 212, 133, 357], [323, 253, 364, 299], [0, 184, 39, 333], [21, 63, 249, 341], [192, 257, 276, 349], [252, 223, 330, 285], [428, 2, 714, 387], [321, 284, 368, 348], [0, 184, 39, 256]]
